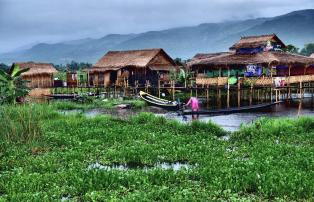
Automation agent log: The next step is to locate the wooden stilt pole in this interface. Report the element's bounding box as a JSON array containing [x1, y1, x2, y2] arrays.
[[227, 67, 230, 108], [299, 81, 303, 99], [206, 85, 209, 103], [237, 79, 241, 108], [190, 79, 193, 97], [250, 84, 253, 105], [288, 65, 291, 99], [270, 63, 273, 102], [158, 79, 161, 98], [172, 80, 175, 101], [218, 87, 221, 109]]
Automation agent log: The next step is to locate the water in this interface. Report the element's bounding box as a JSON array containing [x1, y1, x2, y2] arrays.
[[60, 98, 314, 132], [88, 161, 195, 172], [161, 98, 314, 132]]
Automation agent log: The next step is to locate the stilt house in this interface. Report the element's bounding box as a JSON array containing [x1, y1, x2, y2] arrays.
[[14, 62, 57, 88], [188, 34, 314, 86], [89, 49, 178, 87]]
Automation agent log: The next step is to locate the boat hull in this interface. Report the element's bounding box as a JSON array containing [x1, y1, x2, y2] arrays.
[[182, 101, 283, 115], [139, 91, 179, 111]]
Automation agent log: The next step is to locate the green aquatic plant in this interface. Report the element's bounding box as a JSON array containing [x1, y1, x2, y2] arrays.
[[0, 104, 313, 201], [0, 104, 57, 143]]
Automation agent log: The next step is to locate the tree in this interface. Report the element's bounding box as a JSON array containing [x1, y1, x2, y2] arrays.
[[300, 43, 314, 56], [0, 63, 9, 72], [174, 58, 184, 66], [284, 44, 299, 54], [0, 64, 30, 104], [169, 68, 191, 87]]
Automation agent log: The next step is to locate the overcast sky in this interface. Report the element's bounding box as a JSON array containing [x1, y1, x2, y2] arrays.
[[1, 0, 314, 53]]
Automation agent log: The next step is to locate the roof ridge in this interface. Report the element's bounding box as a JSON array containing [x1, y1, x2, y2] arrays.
[[107, 48, 162, 54], [15, 61, 53, 66], [240, 34, 276, 39]]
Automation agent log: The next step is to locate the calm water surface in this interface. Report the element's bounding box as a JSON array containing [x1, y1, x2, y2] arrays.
[[60, 97, 314, 132]]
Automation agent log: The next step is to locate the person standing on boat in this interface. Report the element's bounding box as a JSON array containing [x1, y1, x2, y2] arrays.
[[185, 97, 199, 119]]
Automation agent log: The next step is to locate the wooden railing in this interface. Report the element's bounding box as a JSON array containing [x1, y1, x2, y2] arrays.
[[287, 75, 314, 84], [195, 74, 314, 86], [244, 77, 272, 86], [196, 77, 228, 86]]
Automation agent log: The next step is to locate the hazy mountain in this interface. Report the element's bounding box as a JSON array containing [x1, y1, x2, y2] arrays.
[[1, 9, 314, 64]]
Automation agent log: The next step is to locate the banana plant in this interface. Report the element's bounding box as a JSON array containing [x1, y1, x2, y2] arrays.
[[0, 64, 30, 104]]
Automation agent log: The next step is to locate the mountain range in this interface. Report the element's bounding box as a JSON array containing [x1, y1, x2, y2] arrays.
[[1, 9, 314, 64]]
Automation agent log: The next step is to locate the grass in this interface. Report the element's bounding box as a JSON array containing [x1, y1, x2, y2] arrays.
[[0, 104, 313, 201], [0, 104, 57, 143]]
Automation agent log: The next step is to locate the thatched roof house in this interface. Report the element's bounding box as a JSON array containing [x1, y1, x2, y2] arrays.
[[230, 34, 286, 51], [14, 62, 57, 88], [188, 34, 314, 79], [91, 49, 177, 72], [189, 51, 314, 68], [90, 49, 178, 86]]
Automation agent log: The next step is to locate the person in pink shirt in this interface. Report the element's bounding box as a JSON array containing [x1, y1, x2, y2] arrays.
[[185, 97, 199, 119]]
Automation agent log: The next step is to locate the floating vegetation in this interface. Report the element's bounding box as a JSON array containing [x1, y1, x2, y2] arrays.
[[1, 104, 313, 201]]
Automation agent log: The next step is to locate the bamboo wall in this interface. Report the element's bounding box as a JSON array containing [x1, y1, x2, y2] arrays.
[[24, 75, 54, 88]]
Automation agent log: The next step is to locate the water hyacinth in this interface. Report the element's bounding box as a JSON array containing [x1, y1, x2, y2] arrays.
[[0, 104, 313, 201]]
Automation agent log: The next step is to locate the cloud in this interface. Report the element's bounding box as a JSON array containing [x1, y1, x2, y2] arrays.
[[0, 0, 314, 53]]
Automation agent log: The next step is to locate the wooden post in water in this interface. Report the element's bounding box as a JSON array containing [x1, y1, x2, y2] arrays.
[[172, 80, 175, 101], [227, 67, 230, 108], [217, 87, 222, 109], [270, 63, 273, 102], [237, 79, 241, 108], [114, 84, 117, 98], [288, 65, 291, 99], [190, 79, 193, 97], [123, 77, 126, 97], [275, 89, 278, 102], [249, 83, 253, 105], [206, 85, 209, 103], [158, 79, 161, 98], [145, 80, 148, 93], [299, 81, 303, 99]]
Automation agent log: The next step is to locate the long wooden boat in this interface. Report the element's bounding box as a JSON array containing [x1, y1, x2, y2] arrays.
[[47, 92, 99, 100], [139, 91, 179, 110], [46, 94, 78, 99], [182, 101, 283, 115]]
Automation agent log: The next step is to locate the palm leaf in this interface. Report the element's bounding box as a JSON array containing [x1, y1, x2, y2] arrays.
[[10, 64, 20, 77], [14, 67, 30, 77], [0, 69, 10, 81]]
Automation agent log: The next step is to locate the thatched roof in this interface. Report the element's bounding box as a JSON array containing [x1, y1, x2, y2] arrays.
[[90, 48, 177, 73], [188, 51, 314, 69], [149, 66, 178, 71], [191, 52, 231, 61], [230, 34, 286, 50], [15, 62, 57, 76]]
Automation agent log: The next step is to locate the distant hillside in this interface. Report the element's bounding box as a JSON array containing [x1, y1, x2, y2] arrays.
[[1, 9, 314, 64]]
